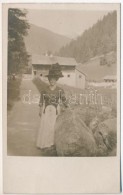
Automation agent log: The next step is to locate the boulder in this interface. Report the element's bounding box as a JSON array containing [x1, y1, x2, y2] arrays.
[[54, 108, 97, 156], [94, 118, 117, 156]]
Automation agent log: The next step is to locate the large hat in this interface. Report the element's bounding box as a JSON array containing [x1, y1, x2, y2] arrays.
[[45, 63, 64, 78]]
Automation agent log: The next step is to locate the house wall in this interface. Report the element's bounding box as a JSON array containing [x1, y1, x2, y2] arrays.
[[57, 69, 76, 87], [32, 65, 86, 89], [32, 65, 50, 82], [32, 64, 76, 87], [75, 69, 86, 89], [32, 64, 86, 89]]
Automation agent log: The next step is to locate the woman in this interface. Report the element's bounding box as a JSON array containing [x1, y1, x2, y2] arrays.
[[36, 63, 68, 151]]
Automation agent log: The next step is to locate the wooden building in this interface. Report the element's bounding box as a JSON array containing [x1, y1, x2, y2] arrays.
[[103, 75, 117, 83], [31, 54, 86, 89]]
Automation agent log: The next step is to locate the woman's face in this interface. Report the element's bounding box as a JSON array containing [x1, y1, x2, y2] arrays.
[[49, 77, 58, 86]]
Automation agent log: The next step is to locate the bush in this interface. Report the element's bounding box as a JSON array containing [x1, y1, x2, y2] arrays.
[[7, 76, 22, 110]]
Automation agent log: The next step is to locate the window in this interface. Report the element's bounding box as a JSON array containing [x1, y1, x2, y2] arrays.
[[67, 74, 70, 77]]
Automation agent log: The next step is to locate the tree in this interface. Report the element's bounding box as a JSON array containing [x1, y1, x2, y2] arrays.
[[57, 11, 117, 63], [8, 8, 30, 74]]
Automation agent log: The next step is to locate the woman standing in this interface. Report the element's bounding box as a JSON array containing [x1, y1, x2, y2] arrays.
[[36, 63, 68, 152]]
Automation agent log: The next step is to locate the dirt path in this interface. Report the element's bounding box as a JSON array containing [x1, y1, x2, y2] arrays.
[[7, 77, 43, 156]]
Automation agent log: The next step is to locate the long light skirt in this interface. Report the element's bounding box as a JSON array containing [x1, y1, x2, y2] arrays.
[[36, 105, 57, 149]]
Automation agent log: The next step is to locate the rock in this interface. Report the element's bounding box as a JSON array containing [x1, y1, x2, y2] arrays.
[[89, 117, 99, 134], [94, 118, 117, 156], [54, 108, 97, 156]]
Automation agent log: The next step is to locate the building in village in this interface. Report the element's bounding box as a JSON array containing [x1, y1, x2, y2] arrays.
[[77, 51, 117, 88], [31, 54, 86, 89], [103, 75, 117, 83], [102, 75, 117, 88]]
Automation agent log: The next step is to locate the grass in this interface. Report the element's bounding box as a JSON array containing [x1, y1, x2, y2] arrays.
[[7, 75, 22, 111]]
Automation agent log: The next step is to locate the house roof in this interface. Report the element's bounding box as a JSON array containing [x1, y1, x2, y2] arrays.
[[32, 55, 78, 66], [75, 68, 87, 77]]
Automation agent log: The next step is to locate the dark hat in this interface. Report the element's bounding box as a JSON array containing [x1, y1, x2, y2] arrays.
[[45, 63, 64, 78]]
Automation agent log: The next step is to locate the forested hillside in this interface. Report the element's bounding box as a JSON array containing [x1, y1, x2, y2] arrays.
[[57, 11, 117, 63], [25, 24, 71, 55]]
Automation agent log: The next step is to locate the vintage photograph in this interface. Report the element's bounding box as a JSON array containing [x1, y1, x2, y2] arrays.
[[7, 4, 118, 157]]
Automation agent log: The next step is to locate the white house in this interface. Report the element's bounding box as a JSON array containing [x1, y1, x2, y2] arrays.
[[31, 54, 86, 89], [103, 75, 117, 83], [86, 75, 117, 88]]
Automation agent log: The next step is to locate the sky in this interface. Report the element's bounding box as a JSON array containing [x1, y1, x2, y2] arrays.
[[26, 9, 111, 39]]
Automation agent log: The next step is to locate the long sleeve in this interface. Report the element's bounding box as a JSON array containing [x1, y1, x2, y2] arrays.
[[39, 90, 45, 107]]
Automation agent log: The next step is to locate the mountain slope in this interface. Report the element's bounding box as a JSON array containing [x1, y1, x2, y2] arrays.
[[57, 11, 117, 63], [77, 53, 116, 81], [25, 24, 71, 55]]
